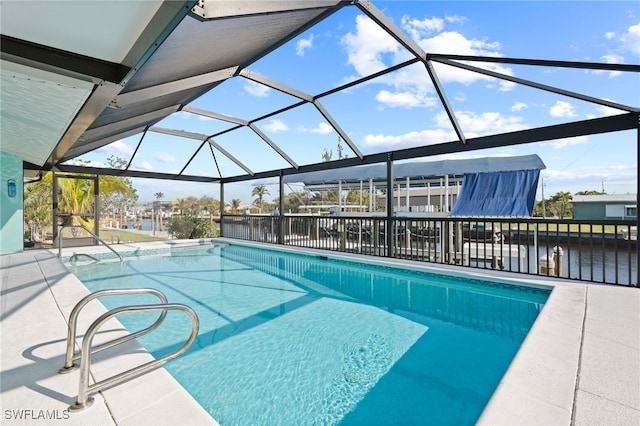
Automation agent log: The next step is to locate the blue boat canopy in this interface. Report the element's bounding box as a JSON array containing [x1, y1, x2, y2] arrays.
[[448, 169, 541, 217]]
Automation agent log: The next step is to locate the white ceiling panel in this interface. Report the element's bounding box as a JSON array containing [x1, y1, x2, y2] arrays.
[[0, 0, 163, 63], [0, 61, 93, 165]]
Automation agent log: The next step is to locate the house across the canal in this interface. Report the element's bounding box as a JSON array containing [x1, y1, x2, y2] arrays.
[[571, 194, 637, 220]]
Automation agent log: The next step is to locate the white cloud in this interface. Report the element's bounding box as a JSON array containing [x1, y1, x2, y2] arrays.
[[401, 15, 445, 39], [549, 101, 577, 118], [595, 23, 640, 77], [311, 122, 333, 135], [342, 15, 401, 76], [601, 54, 623, 63], [263, 119, 288, 133], [511, 102, 527, 112], [155, 153, 176, 163], [341, 14, 515, 110], [542, 164, 637, 194], [244, 80, 270, 97], [296, 34, 314, 56], [436, 110, 527, 136], [621, 22, 640, 55], [362, 128, 457, 149], [585, 102, 627, 119], [136, 161, 153, 170], [539, 135, 588, 149], [444, 15, 469, 25], [96, 140, 134, 157], [375, 89, 437, 108], [361, 108, 528, 150], [597, 54, 624, 78], [301, 122, 333, 135]]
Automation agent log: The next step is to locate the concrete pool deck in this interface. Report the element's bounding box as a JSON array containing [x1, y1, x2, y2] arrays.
[[1, 239, 638, 425]]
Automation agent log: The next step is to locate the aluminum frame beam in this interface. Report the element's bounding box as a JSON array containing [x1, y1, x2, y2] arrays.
[[149, 126, 255, 175], [355, 0, 466, 145], [249, 123, 299, 169], [112, 66, 238, 108], [312, 100, 363, 158], [52, 164, 218, 183], [240, 69, 363, 159], [432, 58, 640, 113], [424, 61, 466, 144], [240, 69, 313, 102], [427, 54, 640, 73], [182, 106, 249, 125]]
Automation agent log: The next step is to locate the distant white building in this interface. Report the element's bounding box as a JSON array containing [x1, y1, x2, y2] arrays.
[[571, 194, 637, 220]]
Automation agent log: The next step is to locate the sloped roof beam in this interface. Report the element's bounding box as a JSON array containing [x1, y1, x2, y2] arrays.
[[62, 126, 149, 162], [355, 1, 426, 62], [150, 127, 254, 175], [433, 58, 640, 113], [125, 128, 149, 171], [178, 140, 207, 176], [61, 105, 182, 161], [249, 123, 299, 169], [207, 138, 254, 176], [355, 0, 466, 144], [53, 164, 217, 183], [112, 66, 238, 108], [424, 61, 467, 144], [182, 105, 249, 125], [429, 54, 640, 73], [239, 69, 314, 102], [150, 127, 210, 141], [239, 69, 364, 158], [312, 100, 364, 159]]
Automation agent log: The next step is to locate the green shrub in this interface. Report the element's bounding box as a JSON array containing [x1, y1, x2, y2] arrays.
[[168, 216, 218, 239]]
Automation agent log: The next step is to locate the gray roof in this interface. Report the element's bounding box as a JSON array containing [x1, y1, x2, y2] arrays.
[[571, 194, 637, 203], [284, 154, 545, 185]]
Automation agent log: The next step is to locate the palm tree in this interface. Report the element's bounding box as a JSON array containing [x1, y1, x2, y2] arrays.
[[155, 192, 165, 231], [251, 184, 270, 213], [230, 198, 241, 214], [174, 198, 187, 215], [200, 196, 219, 220], [551, 191, 573, 219]]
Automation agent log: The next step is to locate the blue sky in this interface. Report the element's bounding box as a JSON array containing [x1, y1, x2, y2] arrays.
[[74, 1, 639, 205]]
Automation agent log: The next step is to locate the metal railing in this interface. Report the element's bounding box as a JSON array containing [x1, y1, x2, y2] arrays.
[[57, 224, 123, 262], [59, 289, 199, 411], [221, 215, 638, 286]]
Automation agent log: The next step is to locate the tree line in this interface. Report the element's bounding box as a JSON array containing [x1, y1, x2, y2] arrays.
[[533, 190, 605, 219]]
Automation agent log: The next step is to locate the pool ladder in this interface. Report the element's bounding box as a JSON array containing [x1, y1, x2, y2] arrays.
[[59, 288, 199, 411], [57, 224, 123, 262]]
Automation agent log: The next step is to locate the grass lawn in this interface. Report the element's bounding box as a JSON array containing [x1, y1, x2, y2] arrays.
[[100, 229, 166, 243]]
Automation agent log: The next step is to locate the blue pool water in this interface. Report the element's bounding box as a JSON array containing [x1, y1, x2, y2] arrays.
[[67, 243, 549, 425]]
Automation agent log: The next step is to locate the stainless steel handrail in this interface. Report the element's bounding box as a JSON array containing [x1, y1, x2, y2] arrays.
[[57, 224, 123, 262], [69, 303, 199, 411], [69, 253, 100, 263], [59, 289, 168, 373]]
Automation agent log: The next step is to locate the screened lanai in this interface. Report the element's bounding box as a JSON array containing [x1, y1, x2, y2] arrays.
[[1, 0, 639, 254], [1, 5, 639, 423]]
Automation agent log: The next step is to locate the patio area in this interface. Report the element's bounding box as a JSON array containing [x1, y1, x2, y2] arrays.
[[1, 240, 638, 425]]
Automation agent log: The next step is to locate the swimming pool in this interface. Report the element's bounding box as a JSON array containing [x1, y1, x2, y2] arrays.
[[66, 243, 550, 425]]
